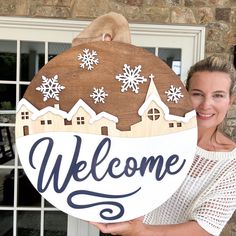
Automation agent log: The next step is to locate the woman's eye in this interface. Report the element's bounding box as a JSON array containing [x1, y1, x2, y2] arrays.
[[213, 94, 224, 98], [191, 92, 203, 97]]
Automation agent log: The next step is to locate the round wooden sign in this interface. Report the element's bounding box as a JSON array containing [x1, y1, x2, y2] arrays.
[[15, 41, 197, 222]]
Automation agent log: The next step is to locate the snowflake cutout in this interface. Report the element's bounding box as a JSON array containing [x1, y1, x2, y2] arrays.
[[36, 75, 65, 102], [90, 87, 108, 104], [78, 48, 99, 70], [116, 64, 147, 93], [165, 85, 184, 103]]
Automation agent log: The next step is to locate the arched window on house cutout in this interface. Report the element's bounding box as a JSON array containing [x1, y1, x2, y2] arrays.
[[147, 108, 160, 121]]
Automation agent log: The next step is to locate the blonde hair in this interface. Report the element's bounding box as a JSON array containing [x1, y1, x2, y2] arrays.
[[186, 56, 236, 96]]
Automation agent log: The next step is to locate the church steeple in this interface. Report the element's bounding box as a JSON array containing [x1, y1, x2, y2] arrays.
[[145, 74, 160, 100]]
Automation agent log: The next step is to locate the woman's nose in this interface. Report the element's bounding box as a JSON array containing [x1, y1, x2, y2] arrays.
[[199, 97, 212, 108]]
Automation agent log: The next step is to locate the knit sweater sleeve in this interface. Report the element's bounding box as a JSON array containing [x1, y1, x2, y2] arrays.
[[188, 156, 236, 235], [143, 148, 236, 236]]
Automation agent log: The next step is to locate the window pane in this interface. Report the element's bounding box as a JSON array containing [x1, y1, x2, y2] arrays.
[[143, 47, 156, 55], [48, 43, 71, 61], [44, 211, 67, 236], [44, 199, 56, 208], [0, 126, 15, 166], [0, 210, 13, 235], [158, 48, 182, 76], [0, 84, 16, 110], [17, 169, 41, 207], [0, 40, 17, 81], [17, 211, 40, 235], [0, 114, 15, 124], [0, 168, 14, 206], [20, 41, 45, 81], [20, 84, 29, 99]]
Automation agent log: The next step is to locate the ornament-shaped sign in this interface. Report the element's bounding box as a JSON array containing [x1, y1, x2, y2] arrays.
[[15, 41, 197, 222]]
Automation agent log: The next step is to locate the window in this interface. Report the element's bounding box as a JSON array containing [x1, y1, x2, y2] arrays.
[[147, 108, 160, 121], [41, 120, 52, 125], [0, 127, 15, 164], [77, 117, 85, 125], [131, 23, 205, 81], [0, 16, 205, 236], [64, 119, 72, 125], [0, 19, 71, 236], [21, 112, 29, 120], [177, 122, 182, 127], [169, 122, 182, 128]]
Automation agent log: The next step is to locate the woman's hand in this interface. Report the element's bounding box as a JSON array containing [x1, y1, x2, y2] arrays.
[[91, 219, 211, 236], [90, 217, 146, 236]]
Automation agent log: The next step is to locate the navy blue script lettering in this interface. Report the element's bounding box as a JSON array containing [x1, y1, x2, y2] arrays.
[[67, 187, 141, 220], [28, 135, 186, 220], [28, 135, 186, 192]]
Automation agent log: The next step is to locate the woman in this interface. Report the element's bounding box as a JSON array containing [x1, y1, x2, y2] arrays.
[[92, 56, 236, 236]]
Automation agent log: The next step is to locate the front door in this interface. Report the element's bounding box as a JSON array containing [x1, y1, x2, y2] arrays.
[[101, 126, 108, 136], [23, 125, 29, 136]]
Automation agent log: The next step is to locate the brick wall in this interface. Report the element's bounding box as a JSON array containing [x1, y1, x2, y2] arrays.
[[0, 0, 236, 235]]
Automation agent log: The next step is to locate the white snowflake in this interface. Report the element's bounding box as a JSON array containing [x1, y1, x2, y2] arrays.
[[36, 75, 65, 101], [116, 64, 147, 93], [165, 85, 184, 103], [90, 87, 108, 104], [78, 48, 99, 70]]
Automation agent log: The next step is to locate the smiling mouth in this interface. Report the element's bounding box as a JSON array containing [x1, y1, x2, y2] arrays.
[[197, 112, 214, 119]]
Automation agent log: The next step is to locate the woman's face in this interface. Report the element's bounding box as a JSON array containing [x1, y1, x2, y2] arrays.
[[188, 71, 233, 130]]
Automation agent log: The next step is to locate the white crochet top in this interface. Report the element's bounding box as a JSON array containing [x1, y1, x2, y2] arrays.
[[144, 146, 236, 236]]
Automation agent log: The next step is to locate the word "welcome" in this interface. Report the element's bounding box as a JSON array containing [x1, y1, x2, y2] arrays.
[[29, 135, 186, 193]]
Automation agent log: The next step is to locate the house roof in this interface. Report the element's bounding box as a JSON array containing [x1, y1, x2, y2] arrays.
[[23, 41, 194, 131]]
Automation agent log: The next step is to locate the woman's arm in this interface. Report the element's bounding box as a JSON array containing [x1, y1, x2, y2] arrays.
[[91, 219, 211, 236]]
